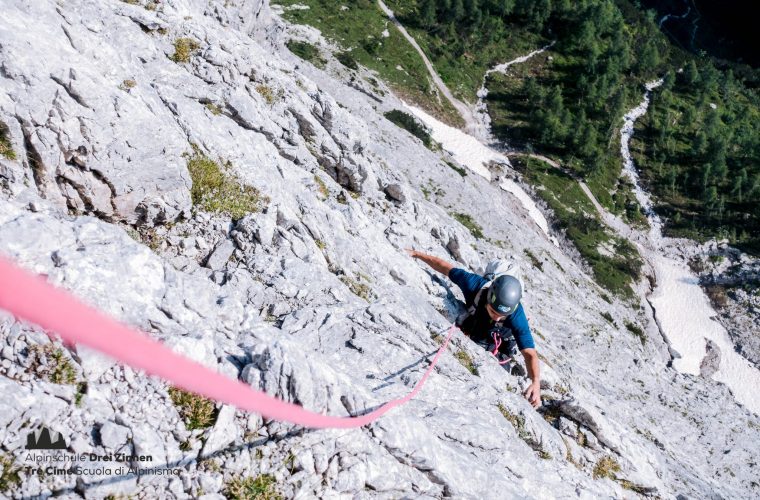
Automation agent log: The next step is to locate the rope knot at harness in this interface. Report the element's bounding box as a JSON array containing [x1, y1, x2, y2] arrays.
[[490, 331, 511, 365]]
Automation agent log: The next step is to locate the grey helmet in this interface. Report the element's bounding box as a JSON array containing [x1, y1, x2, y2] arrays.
[[487, 275, 522, 316]]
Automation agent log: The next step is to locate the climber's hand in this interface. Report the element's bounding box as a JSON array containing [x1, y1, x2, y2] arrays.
[[404, 248, 418, 258], [524, 381, 541, 408]]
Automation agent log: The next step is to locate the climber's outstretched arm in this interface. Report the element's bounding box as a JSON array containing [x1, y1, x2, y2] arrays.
[[405, 249, 454, 277], [521, 348, 542, 408]]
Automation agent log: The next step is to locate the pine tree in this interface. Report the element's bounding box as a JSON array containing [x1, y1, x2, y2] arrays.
[[493, 0, 515, 16], [578, 122, 599, 159], [419, 0, 438, 29], [638, 41, 659, 73], [704, 186, 719, 214], [701, 163, 713, 193], [451, 0, 465, 22], [731, 169, 747, 202], [683, 60, 699, 85]]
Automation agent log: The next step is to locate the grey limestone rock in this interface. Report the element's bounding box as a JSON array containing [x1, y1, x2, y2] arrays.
[[0, 0, 758, 498], [205, 239, 236, 271]]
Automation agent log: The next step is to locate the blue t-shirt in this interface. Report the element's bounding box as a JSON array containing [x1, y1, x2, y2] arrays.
[[449, 268, 535, 350]]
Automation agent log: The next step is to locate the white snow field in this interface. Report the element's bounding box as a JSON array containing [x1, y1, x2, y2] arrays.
[[650, 255, 760, 413], [404, 103, 554, 242]]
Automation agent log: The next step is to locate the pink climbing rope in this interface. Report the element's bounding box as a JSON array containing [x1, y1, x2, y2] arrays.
[[490, 332, 510, 365], [0, 255, 457, 429]]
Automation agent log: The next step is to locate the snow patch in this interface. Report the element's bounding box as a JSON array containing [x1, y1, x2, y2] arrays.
[[500, 179, 553, 241], [381, 29, 390, 38], [619, 78, 664, 237], [650, 255, 760, 414], [404, 103, 555, 243]]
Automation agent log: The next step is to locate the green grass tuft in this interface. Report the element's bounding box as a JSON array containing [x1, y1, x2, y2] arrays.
[[624, 321, 646, 345], [600, 311, 615, 325], [225, 474, 282, 500], [27, 344, 77, 385], [450, 212, 484, 239], [205, 102, 223, 115], [186, 146, 268, 220], [285, 40, 326, 68], [168, 387, 219, 430], [339, 275, 372, 301], [593, 455, 621, 480], [75, 382, 88, 406], [0, 122, 16, 160], [444, 160, 467, 177], [454, 350, 478, 375], [314, 175, 329, 199], [255, 84, 281, 105], [523, 249, 543, 271], [0, 455, 21, 495], [335, 51, 358, 70], [498, 404, 553, 457], [383, 110, 433, 148], [170, 37, 200, 63]]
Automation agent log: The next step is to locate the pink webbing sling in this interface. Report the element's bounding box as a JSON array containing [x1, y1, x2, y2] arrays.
[[0, 256, 457, 429]]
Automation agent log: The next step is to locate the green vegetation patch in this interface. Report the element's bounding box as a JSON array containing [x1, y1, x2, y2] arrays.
[[454, 349, 478, 375], [462, 0, 673, 220], [225, 474, 282, 500], [285, 39, 326, 68], [272, 0, 462, 125], [444, 160, 467, 177], [255, 84, 282, 105], [340, 274, 372, 301], [450, 212, 484, 239], [0, 454, 21, 494], [335, 51, 358, 70], [514, 156, 642, 298], [27, 344, 77, 385], [0, 121, 16, 160], [624, 321, 646, 345], [593, 455, 621, 480], [314, 174, 329, 198], [523, 249, 543, 271], [168, 387, 219, 430], [170, 37, 200, 63], [205, 102, 223, 115], [600, 311, 615, 325], [186, 146, 268, 220], [383, 110, 433, 148], [497, 404, 551, 458]]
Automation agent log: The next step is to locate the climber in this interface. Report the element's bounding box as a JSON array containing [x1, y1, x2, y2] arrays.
[[406, 249, 541, 408]]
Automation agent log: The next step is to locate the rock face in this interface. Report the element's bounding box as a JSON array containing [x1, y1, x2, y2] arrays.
[[1, 1, 759, 499], [700, 340, 722, 378], [694, 246, 760, 369]]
